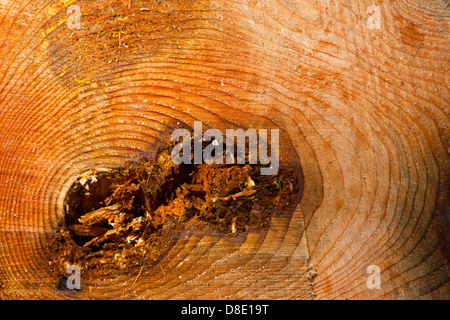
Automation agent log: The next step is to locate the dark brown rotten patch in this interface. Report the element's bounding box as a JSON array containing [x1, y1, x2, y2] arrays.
[[52, 136, 299, 277]]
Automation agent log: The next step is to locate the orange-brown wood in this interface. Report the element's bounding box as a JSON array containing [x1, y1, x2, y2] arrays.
[[0, 0, 448, 299]]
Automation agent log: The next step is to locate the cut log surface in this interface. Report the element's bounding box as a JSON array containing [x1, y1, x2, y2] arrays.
[[0, 0, 449, 299]]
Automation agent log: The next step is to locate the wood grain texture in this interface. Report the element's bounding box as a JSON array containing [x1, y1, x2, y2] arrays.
[[0, 0, 448, 299]]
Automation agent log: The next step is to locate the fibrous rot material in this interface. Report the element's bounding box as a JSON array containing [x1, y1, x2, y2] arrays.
[[52, 137, 299, 277]]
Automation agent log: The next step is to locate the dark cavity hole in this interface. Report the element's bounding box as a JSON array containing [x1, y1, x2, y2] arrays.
[[54, 134, 301, 275]]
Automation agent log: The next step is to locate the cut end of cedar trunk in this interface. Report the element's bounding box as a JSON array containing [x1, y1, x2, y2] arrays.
[[0, 0, 448, 300]]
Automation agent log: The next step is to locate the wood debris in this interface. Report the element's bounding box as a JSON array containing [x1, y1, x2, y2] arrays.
[[52, 135, 299, 277]]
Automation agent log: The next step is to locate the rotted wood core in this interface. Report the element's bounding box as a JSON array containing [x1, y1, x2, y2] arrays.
[[51, 134, 300, 278]]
